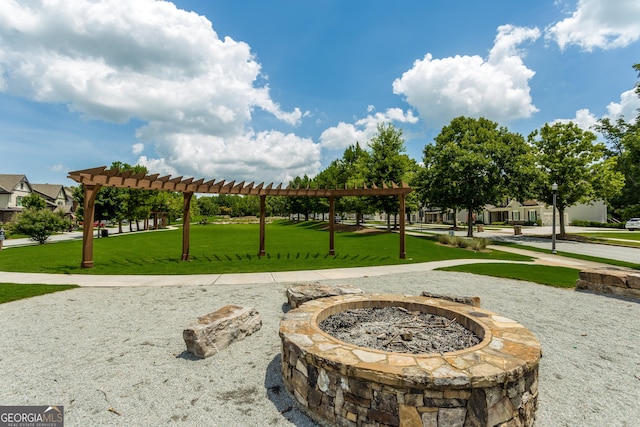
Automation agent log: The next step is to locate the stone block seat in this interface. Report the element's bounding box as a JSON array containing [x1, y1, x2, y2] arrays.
[[183, 305, 262, 359], [286, 283, 365, 308], [576, 267, 640, 301]]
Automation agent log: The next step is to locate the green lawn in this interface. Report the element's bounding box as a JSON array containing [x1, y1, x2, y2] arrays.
[[0, 283, 78, 304], [0, 220, 531, 275], [577, 231, 640, 248], [436, 263, 580, 288]]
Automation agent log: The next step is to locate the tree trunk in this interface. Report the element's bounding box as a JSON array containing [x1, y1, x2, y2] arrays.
[[559, 208, 566, 236], [453, 208, 458, 229], [467, 208, 474, 238], [386, 214, 391, 231]]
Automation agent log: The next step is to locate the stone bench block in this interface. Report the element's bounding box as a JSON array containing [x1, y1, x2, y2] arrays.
[[421, 291, 481, 307], [286, 283, 364, 308], [183, 305, 262, 359], [577, 268, 640, 302], [579, 268, 628, 288]]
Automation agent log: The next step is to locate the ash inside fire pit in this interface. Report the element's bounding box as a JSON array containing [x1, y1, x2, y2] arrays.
[[319, 306, 480, 354]]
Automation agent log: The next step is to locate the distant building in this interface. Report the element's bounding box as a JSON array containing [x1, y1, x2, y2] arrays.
[[418, 198, 607, 226], [0, 174, 75, 223]]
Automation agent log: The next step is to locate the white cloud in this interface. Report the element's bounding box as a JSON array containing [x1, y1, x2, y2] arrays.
[[605, 88, 640, 120], [0, 0, 313, 184], [552, 108, 599, 130], [392, 25, 540, 129], [319, 108, 418, 151], [546, 0, 640, 51], [553, 88, 640, 130], [132, 143, 144, 155], [139, 130, 321, 184]]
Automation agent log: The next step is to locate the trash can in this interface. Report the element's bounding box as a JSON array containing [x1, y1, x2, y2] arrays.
[[101, 229, 109, 238], [513, 225, 522, 235], [477, 224, 484, 232]]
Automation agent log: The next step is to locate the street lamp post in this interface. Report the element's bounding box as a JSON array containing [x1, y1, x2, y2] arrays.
[[552, 182, 558, 254]]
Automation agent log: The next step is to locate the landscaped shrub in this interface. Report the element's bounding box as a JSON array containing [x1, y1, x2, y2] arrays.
[[456, 237, 470, 248], [438, 235, 489, 251], [438, 234, 453, 245], [571, 220, 625, 229], [469, 238, 489, 251]]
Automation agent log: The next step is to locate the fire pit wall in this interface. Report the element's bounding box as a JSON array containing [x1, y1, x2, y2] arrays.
[[280, 294, 541, 427]]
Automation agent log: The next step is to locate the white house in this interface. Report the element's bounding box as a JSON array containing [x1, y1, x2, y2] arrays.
[[422, 198, 607, 226]]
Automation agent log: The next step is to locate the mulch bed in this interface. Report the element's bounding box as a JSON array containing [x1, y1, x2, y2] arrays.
[[319, 306, 480, 354]]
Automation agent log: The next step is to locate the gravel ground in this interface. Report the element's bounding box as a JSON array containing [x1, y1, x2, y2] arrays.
[[1, 271, 639, 427]]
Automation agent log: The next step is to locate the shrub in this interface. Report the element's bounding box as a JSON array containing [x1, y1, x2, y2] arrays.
[[8, 208, 69, 244], [438, 234, 453, 245], [571, 220, 625, 229], [469, 237, 489, 251], [455, 237, 469, 248], [439, 234, 488, 251]]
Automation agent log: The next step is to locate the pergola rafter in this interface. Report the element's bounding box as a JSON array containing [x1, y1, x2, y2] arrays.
[[68, 166, 413, 268]]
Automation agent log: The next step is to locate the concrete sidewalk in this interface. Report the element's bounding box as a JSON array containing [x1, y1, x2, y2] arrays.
[[0, 245, 614, 287]]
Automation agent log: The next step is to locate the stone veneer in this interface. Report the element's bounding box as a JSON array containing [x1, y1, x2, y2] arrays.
[[279, 294, 541, 427]]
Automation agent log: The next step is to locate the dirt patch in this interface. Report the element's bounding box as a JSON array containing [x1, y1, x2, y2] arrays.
[[318, 223, 384, 234]]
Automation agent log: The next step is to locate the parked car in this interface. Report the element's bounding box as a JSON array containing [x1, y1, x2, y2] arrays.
[[625, 218, 640, 231]]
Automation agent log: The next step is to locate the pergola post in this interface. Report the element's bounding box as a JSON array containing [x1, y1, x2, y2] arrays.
[[182, 192, 193, 261], [258, 195, 266, 256], [81, 184, 101, 268], [329, 196, 335, 255], [399, 193, 406, 259]]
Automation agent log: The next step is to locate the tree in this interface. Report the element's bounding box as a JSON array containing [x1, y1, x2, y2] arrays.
[[419, 116, 538, 237], [528, 122, 624, 235], [594, 63, 640, 220], [9, 208, 68, 244], [364, 123, 416, 230], [316, 143, 372, 224], [22, 192, 47, 210]]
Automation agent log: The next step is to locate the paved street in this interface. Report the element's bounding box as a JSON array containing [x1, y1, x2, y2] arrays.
[[406, 224, 640, 264]]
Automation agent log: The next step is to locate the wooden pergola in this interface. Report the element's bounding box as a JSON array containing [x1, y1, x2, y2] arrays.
[[68, 166, 413, 268]]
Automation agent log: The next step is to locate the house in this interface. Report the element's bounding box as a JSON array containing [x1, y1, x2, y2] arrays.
[[0, 174, 76, 223], [0, 174, 32, 222], [31, 183, 76, 218], [420, 198, 607, 226]]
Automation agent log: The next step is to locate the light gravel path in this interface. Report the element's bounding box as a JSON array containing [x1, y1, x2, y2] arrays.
[[1, 271, 639, 427]]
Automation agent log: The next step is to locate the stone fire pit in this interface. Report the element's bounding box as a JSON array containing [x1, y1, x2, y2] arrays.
[[279, 293, 541, 427]]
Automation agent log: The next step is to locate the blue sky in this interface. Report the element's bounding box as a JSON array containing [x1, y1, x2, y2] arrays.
[[0, 0, 639, 186]]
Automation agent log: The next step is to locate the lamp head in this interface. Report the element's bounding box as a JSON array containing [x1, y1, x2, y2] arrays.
[[552, 183, 558, 191]]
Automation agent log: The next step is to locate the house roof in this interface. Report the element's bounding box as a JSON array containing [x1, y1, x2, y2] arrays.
[[0, 174, 28, 194], [31, 183, 64, 200]]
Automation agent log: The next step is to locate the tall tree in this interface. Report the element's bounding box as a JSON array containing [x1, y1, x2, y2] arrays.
[[594, 63, 640, 220], [316, 143, 372, 224], [528, 122, 624, 235], [419, 116, 538, 237], [364, 123, 415, 230]]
